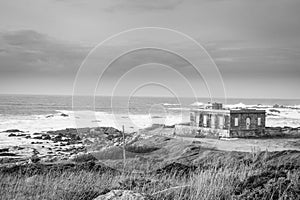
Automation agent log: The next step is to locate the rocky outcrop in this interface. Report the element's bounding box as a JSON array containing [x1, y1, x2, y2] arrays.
[[2, 129, 24, 133], [8, 133, 28, 137], [93, 190, 151, 200], [0, 148, 9, 153]]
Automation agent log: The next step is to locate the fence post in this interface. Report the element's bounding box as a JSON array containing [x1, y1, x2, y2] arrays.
[[122, 125, 126, 173]]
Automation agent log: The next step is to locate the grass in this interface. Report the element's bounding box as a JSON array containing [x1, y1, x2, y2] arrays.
[[0, 171, 113, 200], [0, 154, 299, 200]]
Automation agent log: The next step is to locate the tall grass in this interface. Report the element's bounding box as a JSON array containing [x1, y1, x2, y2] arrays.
[[0, 150, 299, 200]]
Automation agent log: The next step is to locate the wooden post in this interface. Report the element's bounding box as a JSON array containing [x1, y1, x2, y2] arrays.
[[122, 125, 126, 173]]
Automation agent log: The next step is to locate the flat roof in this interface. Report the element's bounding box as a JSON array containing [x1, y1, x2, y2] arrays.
[[230, 109, 265, 114], [191, 108, 265, 114]]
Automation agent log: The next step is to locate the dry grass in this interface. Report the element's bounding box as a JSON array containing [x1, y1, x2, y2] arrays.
[[0, 158, 298, 200], [1, 137, 299, 200]]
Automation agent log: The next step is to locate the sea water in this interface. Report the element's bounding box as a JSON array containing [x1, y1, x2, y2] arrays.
[[0, 94, 300, 134]]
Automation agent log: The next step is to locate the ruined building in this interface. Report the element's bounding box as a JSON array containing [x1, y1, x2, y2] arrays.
[[176, 102, 266, 138]]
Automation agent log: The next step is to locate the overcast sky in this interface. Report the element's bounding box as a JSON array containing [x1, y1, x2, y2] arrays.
[[0, 0, 300, 99]]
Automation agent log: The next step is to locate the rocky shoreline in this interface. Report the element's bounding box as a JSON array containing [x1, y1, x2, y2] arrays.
[[1, 125, 300, 164]]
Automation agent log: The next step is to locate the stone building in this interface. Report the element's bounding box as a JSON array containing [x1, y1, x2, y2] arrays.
[[177, 102, 266, 138]]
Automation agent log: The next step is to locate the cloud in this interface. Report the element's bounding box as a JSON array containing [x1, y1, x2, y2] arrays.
[[103, 0, 184, 12], [204, 41, 300, 79], [53, 0, 184, 12], [0, 30, 89, 76], [1, 29, 299, 97]]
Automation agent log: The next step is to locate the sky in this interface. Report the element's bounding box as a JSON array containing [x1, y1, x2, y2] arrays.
[[0, 0, 300, 99]]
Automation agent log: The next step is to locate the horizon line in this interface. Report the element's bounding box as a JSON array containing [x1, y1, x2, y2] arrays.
[[0, 93, 300, 101]]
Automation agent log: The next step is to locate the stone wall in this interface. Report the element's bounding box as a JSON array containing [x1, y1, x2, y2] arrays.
[[229, 112, 265, 137], [174, 125, 200, 137], [199, 127, 230, 138], [174, 125, 230, 138]]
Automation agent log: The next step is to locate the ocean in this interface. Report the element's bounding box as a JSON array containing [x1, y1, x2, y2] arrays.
[[0, 94, 300, 134]]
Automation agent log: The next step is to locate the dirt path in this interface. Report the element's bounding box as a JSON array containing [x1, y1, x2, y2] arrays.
[[177, 136, 300, 152]]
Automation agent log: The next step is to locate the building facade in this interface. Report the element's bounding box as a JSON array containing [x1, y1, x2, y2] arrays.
[[188, 102, 266, 138]]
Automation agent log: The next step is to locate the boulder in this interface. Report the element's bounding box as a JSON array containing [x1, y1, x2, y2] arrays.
[[94, 190, 150, 200]]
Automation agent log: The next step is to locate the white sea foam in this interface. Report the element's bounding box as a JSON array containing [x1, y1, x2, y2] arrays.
[[162, 103, 181, 106], [190, 102, 205, 106], [224, 102, 248, 109], [0, 112, 76, 134], [164, 115, 184, 125], [167, 107, 190, 111], [0, 109, 189, 137]]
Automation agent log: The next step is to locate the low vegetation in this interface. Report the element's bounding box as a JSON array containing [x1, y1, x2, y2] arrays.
[[0, 148, 299, 200]]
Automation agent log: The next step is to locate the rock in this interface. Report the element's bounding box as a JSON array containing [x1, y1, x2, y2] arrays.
[[93, 190, 150, 200], [0, 153, 18, 156], [269, 109, 280, 113], [3, 129, 24, 133], [30, 157, 41, 163], [273, 104, 284, 108], [0, 148, 9, 153], [61, 113, 69, 117], [12, 133, 28, 137], [32, 141, 43, 144], [42, 135, 51, 140]]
